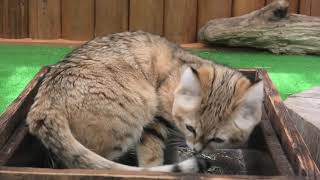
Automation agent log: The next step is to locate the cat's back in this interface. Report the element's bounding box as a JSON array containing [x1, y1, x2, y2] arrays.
[[28, 31, 171, 124]]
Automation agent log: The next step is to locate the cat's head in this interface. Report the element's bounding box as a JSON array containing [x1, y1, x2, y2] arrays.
[[172, 65, 263, 153]]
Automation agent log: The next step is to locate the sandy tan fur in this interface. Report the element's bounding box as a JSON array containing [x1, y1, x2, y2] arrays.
[[27, 31, 263, 172]]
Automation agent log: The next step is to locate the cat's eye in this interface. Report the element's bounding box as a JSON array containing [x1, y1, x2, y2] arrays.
[[209, 137, 224, 143], [186, 125, 196, 136]]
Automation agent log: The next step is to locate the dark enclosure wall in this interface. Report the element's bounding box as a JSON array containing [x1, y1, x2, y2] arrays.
[[0, 0, 319, 43]]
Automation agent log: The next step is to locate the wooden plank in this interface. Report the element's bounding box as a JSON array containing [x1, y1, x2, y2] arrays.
[[0, 0, 3, 37], [285, 87, 320, 167], [95, 0, 129, 37], [311, 0, 320, 16], [259, 70, 320, 176], [266, 0, 299, 13], [0, 167, 300, 179], [0, 68, 48, 150], [0, 38, 84, 47], [2, 0, 29, 38], [129, 0, 164, 35], [0, 121, 28, 166], [61, 0, 94, 40], [164, 0, 197, 43], [300, 0, 312, 15], [197, 0, 232, 32], [29, 0, 61, 39], [232, 0, 266, 16], [261, 109, 294, 175]]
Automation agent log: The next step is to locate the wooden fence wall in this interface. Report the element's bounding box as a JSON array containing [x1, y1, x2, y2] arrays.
[[0, 0, 319, 43]]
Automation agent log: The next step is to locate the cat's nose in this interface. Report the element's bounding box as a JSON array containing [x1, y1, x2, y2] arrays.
[[194, 143, 203, 152]]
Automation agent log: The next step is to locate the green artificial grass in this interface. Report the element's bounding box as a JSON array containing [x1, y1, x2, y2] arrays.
[[0, 44, 319, 115], [0, 44, 73, 114]]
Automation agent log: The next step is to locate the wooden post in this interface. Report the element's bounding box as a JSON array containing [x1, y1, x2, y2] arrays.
[[2, 0, 29, 38], [95, 0, 129, 37], [197, 0, 232, 33], [164, 0, 197, 43], [29, 0, 61, 39], [129, 0, 164, 35], [232, 0, 266, 16], [62, 0, 94, 40], [267, 0, 299, 13]]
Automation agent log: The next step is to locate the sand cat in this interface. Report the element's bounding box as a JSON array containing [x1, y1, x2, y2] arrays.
[[27, 31, 263, 173]]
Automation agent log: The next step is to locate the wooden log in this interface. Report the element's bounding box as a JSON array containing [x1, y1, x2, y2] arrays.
[[232, 0, 265, 16], [266, 0, 299, 13], [130, 0, 164, 35], [199, 0, 320, 55], [95, 0, 129, 37], [197, 0, 232, 33], [2, 0, 29, 38], [259, 70, 320, 176], [164, 0, 197, 43], [61, 0, 94, 40], [29, 0, 61, 39]]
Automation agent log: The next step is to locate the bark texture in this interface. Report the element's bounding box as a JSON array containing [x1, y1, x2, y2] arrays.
[[198, 0, 320, 55]]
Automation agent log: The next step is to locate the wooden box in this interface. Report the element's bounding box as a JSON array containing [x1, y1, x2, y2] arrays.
[[0, 67, 318, 179]]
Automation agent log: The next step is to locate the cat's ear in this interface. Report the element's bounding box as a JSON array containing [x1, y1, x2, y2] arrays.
[[234, 81, 264, 131], [173, 67, 202, 112], [175, 67, 201, 96]]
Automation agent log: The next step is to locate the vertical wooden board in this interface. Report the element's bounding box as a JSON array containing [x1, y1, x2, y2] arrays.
[[95, 0, 129, 37], [232, 0, 266, 16], [198, 0, 232, 31], [29, 0, 61, 39], [62, 0, 94, 40], [0, 0, 3, 37], [164, 0, 197, 43], [129, 0, 164, 35], [266, 0, 299, 13], [311, 0, 320, 16], [2, 0, 29, 38], [300, 0, 312, 15]]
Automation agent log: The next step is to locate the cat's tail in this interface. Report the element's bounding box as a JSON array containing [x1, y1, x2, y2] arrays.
[[27, 111, 210, 173]]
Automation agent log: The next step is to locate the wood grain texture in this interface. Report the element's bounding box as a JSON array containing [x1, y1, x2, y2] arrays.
[[266, 0, 299, 13], [199, 0, 320, 55], [197, 0, 232, 32], [95, 0, 129, 37], [61, 0, 94, 40], [129, 0, 164, 35], [0, 0, 3, 37], [259, 70, 320, 176], [299, 0, 312, 15], [285, 87, 320, 167], [232, 0, 266, 16], [0, 68, 47, 151], [2, 0, 29, 38], [29, 0, 61, 39], [261, 109, 294, 175], [0, 121, 28, 166], [164, 0, 197, 43], [0, 167, 301, 179], [311, 0, 320, 16]]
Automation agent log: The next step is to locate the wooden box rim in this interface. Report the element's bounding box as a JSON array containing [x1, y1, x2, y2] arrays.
[[0, 67, 318, 179]]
